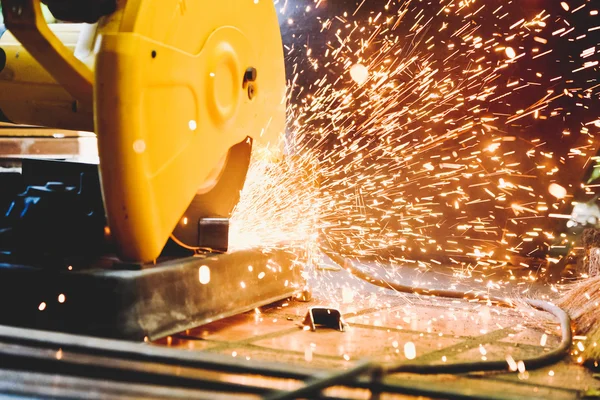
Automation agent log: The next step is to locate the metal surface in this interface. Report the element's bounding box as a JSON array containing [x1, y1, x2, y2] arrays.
[[0, 320, 574, 400], [0, 248, 304, 340]]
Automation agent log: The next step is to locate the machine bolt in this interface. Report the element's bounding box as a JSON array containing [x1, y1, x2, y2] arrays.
[[295, 287, 312, 302], [243, 67, 257, 84]]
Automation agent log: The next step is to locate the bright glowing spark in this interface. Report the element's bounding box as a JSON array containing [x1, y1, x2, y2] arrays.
[[349, 63, 369, 85], [404, 342, 416, 359], [199, 265, 211, 284]]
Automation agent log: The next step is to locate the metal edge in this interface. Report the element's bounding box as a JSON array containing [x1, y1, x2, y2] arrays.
[[148, 289, 300, 341], [0, 25, 9, 123]]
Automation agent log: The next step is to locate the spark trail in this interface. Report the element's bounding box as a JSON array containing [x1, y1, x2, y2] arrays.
[[231, 0, 600, 296]]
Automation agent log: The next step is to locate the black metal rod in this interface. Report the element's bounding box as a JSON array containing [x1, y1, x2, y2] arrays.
[[264, 360, 375, 400], [0, 324, 316, 381], [0, 345, 273, 396]]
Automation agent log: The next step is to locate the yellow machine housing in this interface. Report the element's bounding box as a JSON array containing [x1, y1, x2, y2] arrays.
[[0, 0, 286, 262]]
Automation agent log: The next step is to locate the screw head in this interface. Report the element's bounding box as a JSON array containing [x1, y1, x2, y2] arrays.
[[247, 84, 255, 100]]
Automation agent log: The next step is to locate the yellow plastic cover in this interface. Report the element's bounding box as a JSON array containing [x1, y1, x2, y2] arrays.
[[95, 0, 286, 262]]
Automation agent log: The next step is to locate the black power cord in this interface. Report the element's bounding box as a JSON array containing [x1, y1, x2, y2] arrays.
[[264, 245, 573, 400]]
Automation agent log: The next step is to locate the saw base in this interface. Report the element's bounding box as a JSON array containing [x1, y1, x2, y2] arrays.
[[0, 249, 304, 341], [0, 157, 304, 341]]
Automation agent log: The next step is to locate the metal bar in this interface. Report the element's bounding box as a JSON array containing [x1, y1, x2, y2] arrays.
[[0, 247, 304, 340], [0, 324, 319, 381], [0, 341, 274, 396], [264, 360, 375, 400]]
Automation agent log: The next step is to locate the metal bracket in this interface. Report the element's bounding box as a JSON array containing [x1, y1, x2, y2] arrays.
[[302, 307, 347, 332]]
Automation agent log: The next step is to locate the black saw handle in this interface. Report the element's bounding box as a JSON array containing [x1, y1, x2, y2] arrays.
[[41, 0, 116, 23]]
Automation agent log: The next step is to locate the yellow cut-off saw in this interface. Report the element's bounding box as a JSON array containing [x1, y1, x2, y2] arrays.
[[0, 0, 304, 340]]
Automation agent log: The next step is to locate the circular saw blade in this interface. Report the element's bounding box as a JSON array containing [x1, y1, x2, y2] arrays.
[[169, 138, 252, 251]]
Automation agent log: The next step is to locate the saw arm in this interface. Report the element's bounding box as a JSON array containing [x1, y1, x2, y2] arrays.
[[0, 0, 286, 262]]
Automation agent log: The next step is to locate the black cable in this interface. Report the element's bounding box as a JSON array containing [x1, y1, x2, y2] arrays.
[[385, 299, 571, 374], [323, 245, 513, 303], [268, 245, 573, 400]]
